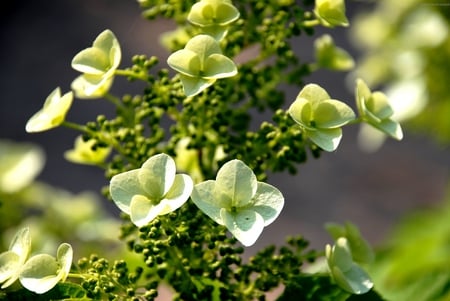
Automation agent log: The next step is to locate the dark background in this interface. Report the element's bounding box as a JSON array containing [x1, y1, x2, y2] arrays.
[[1, 0, 449, 251]]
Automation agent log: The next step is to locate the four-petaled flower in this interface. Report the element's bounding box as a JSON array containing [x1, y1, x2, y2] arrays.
[[355, 78, 403, 141], [314, 34, 354, 71], [314, 0, 349, 28], [288, 84, 355, 152], [0, 228, 31, 289], [188, 0, 240, 40], [167, 34, 237, 97], [64, 136, 111, 165], [326, 237, 373, 294], [19, 243, 73, 294], [71, 29, 121, 99], [110, 153, 194, 227], [191, 159, 284, 246], [25, 87, 73, 133]]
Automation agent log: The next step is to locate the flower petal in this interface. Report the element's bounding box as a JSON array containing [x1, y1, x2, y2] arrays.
[[221, 209, 265, 246], [139, 153, 176, 200], [371, 118, 403, 140], [298, 84, 331, 103], [332, 264, 373, 294], [215, 160, 257, 208], [366, 91, 394, 119], [203, 54, 237, 78], [71, 47, 110, 75], [130, 194, 158, 227], [0, 252, 20, 287], [71, 74, 114, 99], [19, 254, 60, 294], [185, 34, 222, 62], [191, 181, 225, 225], [159, 174, 193, 215], [110, 169, 143, 214], [179, 74, 215, 97], [252, 182, 284, 226], [288, 97, 313, 128], [167, 49, 201, 77], [56, 243, 73, 283], [306, 127, 343, 152], [314, 99, 355, 128]]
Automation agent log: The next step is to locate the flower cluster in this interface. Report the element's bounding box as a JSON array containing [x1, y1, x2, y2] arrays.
[[0, 228, 72, 294]]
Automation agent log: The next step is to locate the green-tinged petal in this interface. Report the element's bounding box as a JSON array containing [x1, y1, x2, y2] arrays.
[[0, 252, 20, 286], [314, 99, 355, 128], [306, 127, 343, 152], [371, 118, 403, 140], [179, 74, 216, 97], [130, 194, 158, 227], [315, 34, 354, 71], [298, 83, 331, 103], [203, 53, 237, 78], [315, 0, 349, 27], [366, 92, 394, 119], [252, 182, 284, 226], [191, 181, 225, 225], [71, 48, 110, 74], [110, 169, 143, 214], [56, 243, 72, 283], [64, 136, 111, 165], [0, 141, 44, 193], [188, 0, 239, 27], [344, 223, 374, 264], [25, 88, 73, 133], [332, 264, 373, 294], [329, 238, 354, 272], [160, 174, 193, 213], [19, 254, 60, 294], [185, 35, 222, 62], [215, 160, 257, 208], [70, 74, 114, 99], [288, 97, 313, 128], [167, 49, 201, 77], [9, 228, 30, 263], [200, 24, 229, 41], [221, 209, 265, 246], [355, 78, 372, 114], [139, 153, 176, 200]]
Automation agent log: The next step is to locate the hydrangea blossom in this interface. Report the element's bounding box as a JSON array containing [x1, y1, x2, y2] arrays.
[[0, 228, 31, 289], [0, 140, 44, 193], [314, 34, 354, 71], [25, 87, 73, 133], [355, 78, 403, 141], [314, 0, 349, 27], [109, 153, 194, 227], [288, 84, 355, 152], [71, 29, 121, 99], [19, 243, 73, 294], [191, 159, 284, 246], [167, 34, 237, 97], [187, 0, 240, 40], [64, 136, 111, 165], [326, 237, 373, 294]]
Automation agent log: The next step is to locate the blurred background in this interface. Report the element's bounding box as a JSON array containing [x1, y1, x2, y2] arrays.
[[1, 0, 449, 254]]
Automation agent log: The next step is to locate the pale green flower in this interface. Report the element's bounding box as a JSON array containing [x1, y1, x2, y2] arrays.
[[188, 0, 240, 40], [64, 136, 111, 165], [325, 222, 374, 265], [0, 228, 31, 289], [288, 84, 355, 152], [25, 87, 73, 133], [314, 0, 349, 27], [167, 34, 237, 97], [355, 78, 403, 140], [326, 237, 373, 294], [19, 243, 73, 294], [109, 153, 194, 227], [191, 159, 284, 246], [0, 140, 44, 193], [71, 29, 121, 99], [314, 34, 354, 71]]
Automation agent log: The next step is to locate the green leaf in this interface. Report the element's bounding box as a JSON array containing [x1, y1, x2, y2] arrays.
[[314, 99, 355, 129], [215, 159, 257, 208], [221, 208, 265, 246], [203, 54, 237, 78], [252, 182, 284, 226], [139, 153, 176, 200], [306, 127, 343, 152]]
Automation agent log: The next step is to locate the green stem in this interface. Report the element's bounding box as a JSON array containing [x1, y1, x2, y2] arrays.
[[104, 92, 123, 108], [115, 69, 148, 81], [62, 121, 90, 133], [302, 19, 320, 27]]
